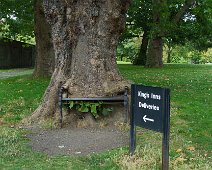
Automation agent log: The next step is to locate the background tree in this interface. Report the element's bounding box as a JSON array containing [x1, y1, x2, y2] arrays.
[[164, 0, 212, 63], [120, 0, 201, 67], [33, 0, 54, 77], [126, 0, 152, 65], [164, 38, 173, 63], [31, 0, 131, 125], [145, 0, 169, 67], [146, 0, 197, 67], [0, 0, 54, 77]]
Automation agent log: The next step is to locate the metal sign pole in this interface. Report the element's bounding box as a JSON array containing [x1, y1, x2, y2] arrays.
[[130, 112, 136, 155], [130, 84, 136, 155], [162, 89, 170, 170]]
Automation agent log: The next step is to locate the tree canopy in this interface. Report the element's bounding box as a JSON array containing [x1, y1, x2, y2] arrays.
[[0, 0, 34, 42], [119, 0, 212, 66]]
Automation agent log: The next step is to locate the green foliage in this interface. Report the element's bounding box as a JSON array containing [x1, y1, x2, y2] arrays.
[[168, 44, 192, 64], [0, 0, 34, 42], [164, 43, 212, 64], [117, 37, 140, 62], [163, 0, 212, 51], [203, 48, 212, 63], [188, 50, 205, 64], [102, 108, 113, 116], [69, 101, 112, 118], [119, 0, 212, 66]]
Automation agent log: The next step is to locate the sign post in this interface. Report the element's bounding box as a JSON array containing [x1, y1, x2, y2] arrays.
[[130, 84, 170, 170], [162, 89, 170, 170]]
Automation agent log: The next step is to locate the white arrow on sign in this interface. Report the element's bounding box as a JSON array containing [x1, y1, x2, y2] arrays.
[[143, 115, 154, 122]]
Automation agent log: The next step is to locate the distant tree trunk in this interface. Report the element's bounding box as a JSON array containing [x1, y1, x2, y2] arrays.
[[146, 36, 163, 67], [33, 0, 54, 77], [167, 51, 171, 63], [30, 0, 131, 123], [133, 30, 148, 65], [166, 46, 172, 63], [146, 0, 164, 68], [120, 55, 124, 61]]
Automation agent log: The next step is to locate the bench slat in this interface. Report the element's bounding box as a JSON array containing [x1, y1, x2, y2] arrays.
[[59, 87, 129, 128], [62, 96, 124, 101]]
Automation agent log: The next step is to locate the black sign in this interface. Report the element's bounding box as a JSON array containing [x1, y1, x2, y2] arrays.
[[131, 84, 169, 132], [130, 84, 170, 170]]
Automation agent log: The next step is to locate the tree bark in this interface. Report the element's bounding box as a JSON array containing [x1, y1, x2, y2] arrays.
[[146, 36, 163, 67], [146, 0, 165, 68], [30, 0, 131, 123], [133, 30, 149, 65], [33, 0, 54, 77]]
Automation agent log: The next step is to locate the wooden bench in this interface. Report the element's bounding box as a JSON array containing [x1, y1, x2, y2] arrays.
[[58, 87, 129, 128]]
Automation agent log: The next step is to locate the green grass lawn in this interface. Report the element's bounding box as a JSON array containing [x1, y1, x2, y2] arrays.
[[0, 64, 211, 169], [0, 68, 33, 72]]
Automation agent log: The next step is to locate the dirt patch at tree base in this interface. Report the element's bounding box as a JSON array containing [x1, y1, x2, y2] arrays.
[[27, 127, 129, 156]]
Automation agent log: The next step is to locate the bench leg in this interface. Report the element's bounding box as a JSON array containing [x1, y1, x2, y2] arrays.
[[59, 87, 63, 128], [124, 87, 129, 123]]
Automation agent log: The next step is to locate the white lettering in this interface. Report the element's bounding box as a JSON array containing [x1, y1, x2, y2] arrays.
[[151, 93, 161, 100], [139, 102, 142, 107], [138, 91, 149, 99], [139, 102, 159, 111], [138, 91, 142, 97]]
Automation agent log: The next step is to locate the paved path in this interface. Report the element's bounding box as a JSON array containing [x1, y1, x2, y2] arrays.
[[27, 127, 128, 156], [0, 68, 33, 79]]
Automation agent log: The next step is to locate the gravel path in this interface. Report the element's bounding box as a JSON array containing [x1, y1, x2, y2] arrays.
[[0, 69, 33, 79], [27, 127, 129, 156]]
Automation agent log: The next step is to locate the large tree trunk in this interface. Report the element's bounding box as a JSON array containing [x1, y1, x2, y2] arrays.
[[133, 30, 148, 65], [30, 0, 131, 124], [33, 0, 54, 77]]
